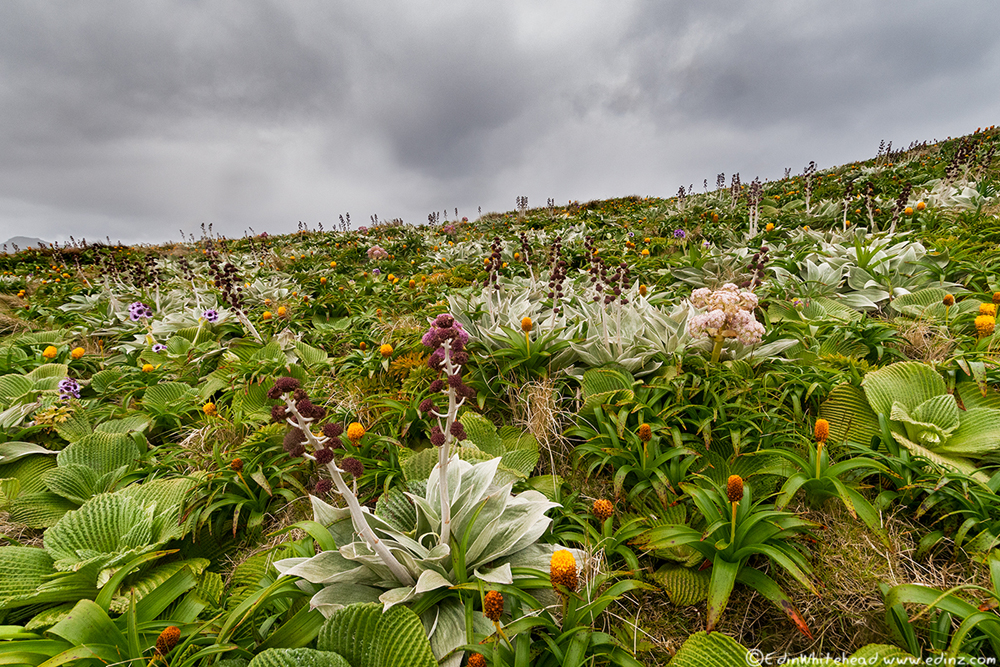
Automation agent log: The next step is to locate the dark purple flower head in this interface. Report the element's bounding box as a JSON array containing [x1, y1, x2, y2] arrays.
[[314, 479, 333, 495], [267, 377, 301, 399], [419, 398, 437, 415], [430, 425, 446, 447], [341, 457, 364, 478], [450, 421, 467, 441], [314, 448, 335, 464], [434, 314, 455, 328], [283, 428, 305, 454], [322, 422, 344, 438], [674, 229, 687, 239], [326, 436, 343, 450], [428, 379, 444, 393], [270, 405, 288, 423], [202, 309, 219, 323]]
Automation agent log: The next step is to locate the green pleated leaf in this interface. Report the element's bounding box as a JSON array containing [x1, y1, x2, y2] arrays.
[[44, 464, 100, 504], [248, 648, 349, 667], [53, 411, 93, 443], [89, 369, 123, 395], [294, 341, 329, 368], [0, 374, 33, 405], [650, 565, 710, 606], [316, 602, 437, 667], [231, 383, 272, 424], [57, 432, 140, 477], [862, 361, 946, 417], [818, 383, 882, 448], [460, 412, 503, 454], [94, 415, 151, 434], [142, 381, 199, 413], [941, 408, 1000, 456], [668, 631, 759, 666], [43, 493, 159, 572], [0, 442, 58, 466], [374, 484, 418, 533], [400, 445, 490, 484], [0, 454, 57, 496], [25, 364, 69, 383], [5, 492, 78, 528], [0, 547, 55, 609]]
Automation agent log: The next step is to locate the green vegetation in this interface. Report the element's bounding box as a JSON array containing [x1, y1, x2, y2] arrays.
[[1, 126, 1000, 665]]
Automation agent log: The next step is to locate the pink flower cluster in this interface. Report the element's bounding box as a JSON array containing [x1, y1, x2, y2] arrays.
[[366, 245, 389, 261], [688, 283, 765, 345]]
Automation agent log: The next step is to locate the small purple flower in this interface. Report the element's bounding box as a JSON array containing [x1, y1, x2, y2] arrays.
[[628, 231, 635, 238], [202, 309, 218, 323], [673, 229, 687, 239], [58, 377, 80, 401], [128, 301, 153, 321], [372, 268, 381, 276], [152, 343, 167, 353]]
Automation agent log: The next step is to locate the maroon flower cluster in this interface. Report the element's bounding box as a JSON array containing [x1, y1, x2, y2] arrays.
[[418, 314, 475, 442], [266, 376, 354, 495]]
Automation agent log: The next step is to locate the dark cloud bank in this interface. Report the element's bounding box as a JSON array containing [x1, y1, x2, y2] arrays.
[[0, 1, 996, 245]]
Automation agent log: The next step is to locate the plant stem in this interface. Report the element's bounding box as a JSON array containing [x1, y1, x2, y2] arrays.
[[285, 396, 414, 586], [437, 345, 457, 548], [730, 501, 738, 546], [711, 334, 725, 364]]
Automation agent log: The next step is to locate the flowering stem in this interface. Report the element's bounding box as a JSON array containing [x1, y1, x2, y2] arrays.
[[284, 396, 414, 586], [524, 331, 530, 355], [437, 345, 457, 547], [730, 501, 738, 546], [710, 334, 725, 364]]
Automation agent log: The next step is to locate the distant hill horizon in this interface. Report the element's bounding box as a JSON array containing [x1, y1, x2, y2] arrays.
[[2, 236, 47, 253]]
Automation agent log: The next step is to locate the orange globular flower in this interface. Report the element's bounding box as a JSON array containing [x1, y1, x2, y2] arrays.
[[347, 422, 365, 443], [71, 347, 85, 359], [943, 294, 955, 307], [380, 344, 393, 357], [42, 345, 58, 360], [277, 306, 287, 317], [483, 590, 504, 622], [593, 499, 613, 521], [521, 316, 533, 333], [155, 626, 181, 655], [814, 418, 829, 443], [262, 311, 272, 320], [980, 303, 997, 317], [637, 423, 652, 442], [550, 549, 578, 593], [726, 475, 744, 503]]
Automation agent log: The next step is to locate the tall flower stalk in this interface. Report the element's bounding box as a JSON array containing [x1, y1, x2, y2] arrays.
[[269, 377, 414, 586], [418, 314, 475, 547]]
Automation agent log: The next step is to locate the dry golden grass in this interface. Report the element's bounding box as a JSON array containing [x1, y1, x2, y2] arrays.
[[894, 320, 955, 363]]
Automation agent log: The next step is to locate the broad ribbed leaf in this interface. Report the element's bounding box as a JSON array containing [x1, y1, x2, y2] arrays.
[[848, 644, 920, 665], [44, 493, 158, 571], [374, 485, 418, 533], [53, 411, 93, 442], [95, 415, 151, 434], [317, 603, 382, 666], [248, 648, 350, 667], [0, 547, 55, 608], [651, 565, 710, 606], [294, 341, 329, 368], [668, 631, 759, 666], [940, 408, 1000, 456], [862, 361, 946, 416], [142, 381, 198, 412], [460, 412, 502, 454], [57, 432, 139, 477], [26, 363, 69, 383], [44, 464, 100, 504], [818, 384, 881, 448], [5, 491, 77, 528], [0, 374, 33, 405]]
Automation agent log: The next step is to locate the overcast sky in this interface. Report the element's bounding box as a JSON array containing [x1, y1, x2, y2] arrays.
[[0, 1, 997, 246]]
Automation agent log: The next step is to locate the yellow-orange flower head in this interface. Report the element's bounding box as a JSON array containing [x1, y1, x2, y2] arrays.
[[155, 626, 181, 656], [976, 315, 996, 337], [916, 201, 926, 211], [142, 363, 154, 373], [262, 311, 273, 320], [203, 402, 217, 416], [727, 474, 744, 503], [42, 345, 58, 360], [550, 549, 578, 593], [468, 654, 487, 667], [994, 292, 1000, 305], [637, 423, 652, 443], [814, 418, 829, 443], [943, 294, 955, 307], [765, 222, 775, 232], [980, 303, 997, 317], [277, 306, 287, 317], [521, 316, 533, 333], [380, 344, 393, 357], [483, 590, 504, 622], [593, 499, 613, 521], [347, 422, 365, 443], [71, 347, 85, 359], [639, 284, 648, 297]]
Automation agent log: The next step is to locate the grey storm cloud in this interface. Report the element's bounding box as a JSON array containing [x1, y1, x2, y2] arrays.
[[0, 1, 996, 244]]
